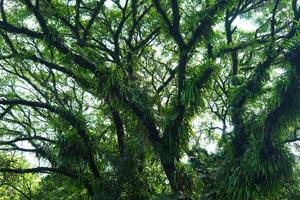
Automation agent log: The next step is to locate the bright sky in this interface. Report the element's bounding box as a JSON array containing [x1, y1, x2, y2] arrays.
[[233, 16, 257, 32]]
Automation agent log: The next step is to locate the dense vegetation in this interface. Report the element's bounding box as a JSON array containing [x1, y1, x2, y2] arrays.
[[0, 0, 299, 199]]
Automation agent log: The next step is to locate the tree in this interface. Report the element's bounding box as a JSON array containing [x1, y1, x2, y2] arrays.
[[0, 153, 38, 200], [0, 0, 299, 199]]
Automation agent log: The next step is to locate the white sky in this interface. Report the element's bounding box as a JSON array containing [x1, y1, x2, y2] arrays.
[[233, 16, 257, 32]]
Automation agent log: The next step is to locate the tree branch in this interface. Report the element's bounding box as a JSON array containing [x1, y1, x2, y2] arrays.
[[0, 167, 76, 178]]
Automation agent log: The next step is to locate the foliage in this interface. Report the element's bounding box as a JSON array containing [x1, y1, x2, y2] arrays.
[[0, 0, 299, 199]]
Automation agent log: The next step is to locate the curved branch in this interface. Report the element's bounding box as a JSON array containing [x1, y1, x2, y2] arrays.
[[0, 167, 76, 178], [0, 136, 55, 145]]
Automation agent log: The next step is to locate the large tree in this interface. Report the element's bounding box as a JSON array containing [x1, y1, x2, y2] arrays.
[[0, 0, 299, 199]]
